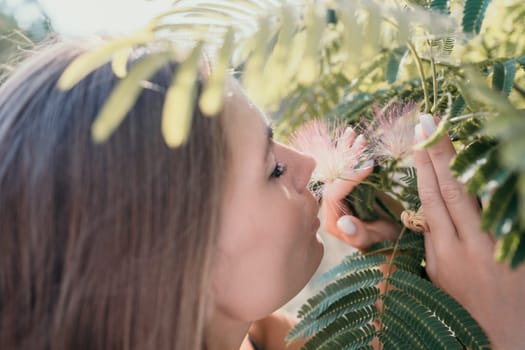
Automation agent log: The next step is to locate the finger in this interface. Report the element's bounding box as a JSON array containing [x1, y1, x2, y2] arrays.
[[323, 163, 374, 202], [322, 207, 400, 251], [322, 214, 379, 250], [413, 126, 458, 246], [338, 126, 358, 149], [363, 220, 400, 244], [418, 115, 481, 241]]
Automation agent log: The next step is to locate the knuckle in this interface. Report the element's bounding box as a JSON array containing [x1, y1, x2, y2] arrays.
[[429, 144, 452, 160], [417, 187, 440, 208], [439, 181, 464, 204]]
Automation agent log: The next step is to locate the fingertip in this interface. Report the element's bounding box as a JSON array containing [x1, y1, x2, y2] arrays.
[[352, 134, 366, 150], [337, 215, 357, 235], [348, 159, 374, 182], [333, 216, 374, 251], [414, 123, 425, 144], [339, 127, 356, 151], [343, 126, 355, 138], [323, 179, 353, 201], [419, 113, 436, 137], [355, 159, 374, 174]]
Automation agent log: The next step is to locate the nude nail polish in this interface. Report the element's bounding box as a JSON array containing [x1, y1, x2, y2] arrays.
[[355, 159, 374, 173], [419, 114, 436, 137], [414, 123, 425, 143], [337, 215, 356, 235]]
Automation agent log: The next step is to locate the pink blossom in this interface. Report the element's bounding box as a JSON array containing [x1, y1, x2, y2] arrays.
[[289, 120, 365, 186], [364, 103, 419, 165]]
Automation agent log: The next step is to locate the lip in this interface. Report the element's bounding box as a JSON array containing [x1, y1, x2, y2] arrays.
[[312, 216, 320, 231]]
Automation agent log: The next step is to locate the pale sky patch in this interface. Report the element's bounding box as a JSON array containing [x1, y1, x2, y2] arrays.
[[38, 0, 173, 37]]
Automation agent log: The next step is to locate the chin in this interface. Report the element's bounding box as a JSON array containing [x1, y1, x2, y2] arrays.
[[308, 236, 325, 275]]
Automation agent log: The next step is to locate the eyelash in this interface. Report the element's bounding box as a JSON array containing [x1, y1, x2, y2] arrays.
[[270, 162, 287, 179]]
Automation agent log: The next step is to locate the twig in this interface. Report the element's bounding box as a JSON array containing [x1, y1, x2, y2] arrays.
[[377, 227, 408, 350], [407, 41, 430, 113], [513, 83, 525, 99], [428, 42, 438, 114]]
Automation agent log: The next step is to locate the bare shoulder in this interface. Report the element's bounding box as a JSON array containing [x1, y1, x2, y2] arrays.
[[248, 312, 306, 350]]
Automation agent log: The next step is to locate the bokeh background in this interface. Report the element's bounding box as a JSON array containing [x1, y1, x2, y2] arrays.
[[0, 0, 357, 315]]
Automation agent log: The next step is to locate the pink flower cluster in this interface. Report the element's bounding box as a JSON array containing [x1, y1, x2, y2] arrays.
[[363, 103, 420, 166], [289, 120, 365, 186]]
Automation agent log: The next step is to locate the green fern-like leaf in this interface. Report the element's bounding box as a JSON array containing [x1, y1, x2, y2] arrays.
[[365, 229, 425, 258], [328, 93, 374, 124], [288, 288, 379, 340], [346, 183, 380, 222], [399, 167, 417, 188], [303, 323, 376, 350], [492, 59, 517, 97], [450, 116, 483, 141], [297, 269, 383, 319], [291, 228, 489, 349], [429, 0, 450, 14], [383, 290, 464, 349], [510, 230, 525, 268], [450, 95, 467, 118], [320, 253, 387, 282], [396, 167, 421, 207], [452, 144, 511, 196], [378, 328, 410, 349], [388, 270, 491, 349], [386, 48, 407, 84], [496, 218, 525, 268], [392, 254, 424, 274], [518, 56, 525, 71], [450, 139, 495, 186], [462, 0, 491, 35], [396, 230, 425, 253], [381, 310, 430, 349], [467, 151, 509, 195], [366, 240, 395, 254], [481, 174, 517, 236]]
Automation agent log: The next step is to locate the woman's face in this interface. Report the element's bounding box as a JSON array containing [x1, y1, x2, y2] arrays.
[[211, 84, 323, 322]]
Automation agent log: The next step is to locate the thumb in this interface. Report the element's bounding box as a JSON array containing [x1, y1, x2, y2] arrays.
[[324, 214, 401, 252], [323, 160, 374, 203], [324, 215, 376, 251]]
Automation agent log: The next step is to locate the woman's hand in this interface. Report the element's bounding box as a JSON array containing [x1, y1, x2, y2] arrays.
[[321, 133, 399, 250], [321, 118, 525, 349], [414, 116, 525, 350]]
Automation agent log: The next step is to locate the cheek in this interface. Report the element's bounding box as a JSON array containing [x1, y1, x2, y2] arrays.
[[210, 196, 322, 321]]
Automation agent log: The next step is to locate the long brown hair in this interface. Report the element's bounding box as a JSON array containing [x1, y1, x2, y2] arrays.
[[0, 41, 229, 350]]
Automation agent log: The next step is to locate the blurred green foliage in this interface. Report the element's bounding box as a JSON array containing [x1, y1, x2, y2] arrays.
[[48, 0, 525, 348], [0, 0, 51, 79]]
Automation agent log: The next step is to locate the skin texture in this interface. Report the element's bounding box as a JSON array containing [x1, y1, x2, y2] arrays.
[[207, 84, 525, 349], [325, 116, 525, 350], [208, 85, 323, 350], [412, 125, 525, 350]]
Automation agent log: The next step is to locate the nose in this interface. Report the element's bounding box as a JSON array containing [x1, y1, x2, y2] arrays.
[[293, 150, 316, 193]]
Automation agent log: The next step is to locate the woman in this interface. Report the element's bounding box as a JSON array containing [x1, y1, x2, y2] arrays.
[[0, 41, 523, 350]]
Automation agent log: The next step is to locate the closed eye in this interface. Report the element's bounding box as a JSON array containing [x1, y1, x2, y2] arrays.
[[270, 162, 286, 179]]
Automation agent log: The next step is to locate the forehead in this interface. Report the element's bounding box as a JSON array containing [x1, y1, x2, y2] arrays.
[[222, 82, 268, 145]]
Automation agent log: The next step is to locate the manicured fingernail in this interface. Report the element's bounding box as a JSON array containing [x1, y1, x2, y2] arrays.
[[337, 215, 356, 235], [419, 114, 436, 137], [355, 159, 374, 173], [354, 134, 365, 147], [344, 126, 354, 137], [414, 123, 425, 143]]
